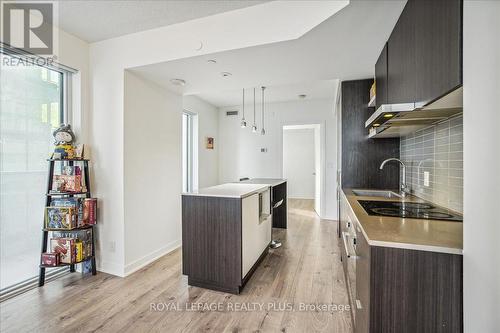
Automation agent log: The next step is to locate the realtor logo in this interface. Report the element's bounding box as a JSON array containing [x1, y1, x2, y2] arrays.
[[2, 2, 53, 54]]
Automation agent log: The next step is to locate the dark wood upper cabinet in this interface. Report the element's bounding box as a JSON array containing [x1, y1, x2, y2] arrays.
[[415, 0, 462, 106], [374, 0, 462, 109], [387, 0, 416, 104], [374, 43, 388, 109]]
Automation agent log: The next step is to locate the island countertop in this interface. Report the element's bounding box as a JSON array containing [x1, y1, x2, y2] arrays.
[[342, 188, 463, 255], [182, 183, 270, 199], [239, 178, 286, 186]]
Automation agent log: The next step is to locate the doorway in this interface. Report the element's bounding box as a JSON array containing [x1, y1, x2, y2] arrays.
[[282, 124, 321, 216]]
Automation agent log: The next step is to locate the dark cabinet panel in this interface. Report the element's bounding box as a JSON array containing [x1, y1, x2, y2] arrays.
[[374, 44, 388, 109], [272, 182, 287, 229], [341, 79, 400, 191], [369, 246, 463, 333], [415, 0, 462, 105], [182, 196, 242, 293], [374, 0, 462, 108], [387, 0, 416, 104]]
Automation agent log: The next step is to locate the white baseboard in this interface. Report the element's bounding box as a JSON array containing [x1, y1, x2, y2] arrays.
[[97, 260, 125, 277], [288, 196, 315, 200], [123, 239, 181, 276]]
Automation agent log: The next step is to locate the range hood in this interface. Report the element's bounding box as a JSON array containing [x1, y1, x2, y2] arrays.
[[366, 87, 463, 138]]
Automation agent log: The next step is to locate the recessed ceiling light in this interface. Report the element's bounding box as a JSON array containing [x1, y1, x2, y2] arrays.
[[170, 78, 186, 86], [384, 113, 394, 118], [298, 94, 307, 99], [207, 59, 217, 64], [373, 123, 380, 127]]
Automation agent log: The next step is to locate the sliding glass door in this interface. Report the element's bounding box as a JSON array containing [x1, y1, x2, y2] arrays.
[[0, 53, 66, 291]]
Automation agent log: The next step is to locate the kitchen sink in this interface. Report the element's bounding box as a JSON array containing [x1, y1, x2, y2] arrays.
[[352, 189, 402, 198]]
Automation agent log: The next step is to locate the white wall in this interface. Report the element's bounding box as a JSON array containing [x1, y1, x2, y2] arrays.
[[88, 3, 334, 275], [218, 93, 339, 219], [463, 1, 500, 331], [57, 30, 90, 145], [123, 71, 182, 275], [283, 128, 316, 199], [183, 95, 219, 188]]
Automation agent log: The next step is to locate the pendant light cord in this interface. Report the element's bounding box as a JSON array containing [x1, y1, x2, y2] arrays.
[[262, 87, 265, 128], [253, 88, 256, 127], [261, 86, 266, 135]]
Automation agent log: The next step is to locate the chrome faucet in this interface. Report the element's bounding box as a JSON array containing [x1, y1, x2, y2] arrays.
[[380, 158, 408, 197]]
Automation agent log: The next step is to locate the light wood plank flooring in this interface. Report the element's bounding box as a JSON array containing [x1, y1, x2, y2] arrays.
[[0, 199, 352, 333]]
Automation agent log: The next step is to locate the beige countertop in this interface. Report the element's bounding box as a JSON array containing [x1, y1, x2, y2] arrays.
[[342, 189, 463, 255]]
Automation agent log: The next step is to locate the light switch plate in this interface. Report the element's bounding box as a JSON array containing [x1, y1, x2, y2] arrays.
[[424, 171, 430, 187]]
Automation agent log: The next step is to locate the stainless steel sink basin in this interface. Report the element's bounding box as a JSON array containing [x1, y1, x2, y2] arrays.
[[352, 189, 402, 198]]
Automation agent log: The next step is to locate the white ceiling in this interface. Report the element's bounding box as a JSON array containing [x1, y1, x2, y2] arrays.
[[57, 0, 267, 42], [197, 80, 338, 107], [130, 0, 405, 107]]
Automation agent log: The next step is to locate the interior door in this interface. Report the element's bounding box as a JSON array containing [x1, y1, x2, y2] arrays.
[[283, 128, 316, 201], [314, 126, 321, 215]]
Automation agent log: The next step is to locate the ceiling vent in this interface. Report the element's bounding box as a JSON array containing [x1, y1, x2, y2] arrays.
[[226, 111, 239, 116]]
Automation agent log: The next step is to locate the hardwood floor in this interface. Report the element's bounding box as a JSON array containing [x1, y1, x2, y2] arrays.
[[0, 199, 352, 333]]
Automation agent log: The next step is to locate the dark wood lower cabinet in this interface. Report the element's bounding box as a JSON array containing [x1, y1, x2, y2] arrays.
[[182, 196, 243, 293], [340, 193, 463, 332], [354, 241, 463, 333]]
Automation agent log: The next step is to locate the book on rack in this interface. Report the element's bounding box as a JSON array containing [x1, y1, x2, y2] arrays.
[[84, 198, 97, 225], [52, 229, 92, 259], [52, 175, 82, 193], [75, 240, 84, 262], [45, 207, 76, 229], [41, 253, 60, 266], [51, 197, 84, 226], [50, 238, 76, 263]]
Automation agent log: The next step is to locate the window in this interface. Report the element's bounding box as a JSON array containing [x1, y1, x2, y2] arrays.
[[0, 52, 72, 294], [182, 112, 194, 192]]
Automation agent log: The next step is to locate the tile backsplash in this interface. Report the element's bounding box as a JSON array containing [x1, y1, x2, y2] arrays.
[[400, 115, 463, 213]]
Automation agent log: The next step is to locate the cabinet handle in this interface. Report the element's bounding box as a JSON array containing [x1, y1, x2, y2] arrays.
[[356, 299, 362, 310], [342, 232, 358, 259], [273, 199, 284, 209]]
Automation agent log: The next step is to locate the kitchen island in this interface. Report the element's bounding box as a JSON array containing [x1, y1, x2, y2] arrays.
[[182, 183, 272, 294]]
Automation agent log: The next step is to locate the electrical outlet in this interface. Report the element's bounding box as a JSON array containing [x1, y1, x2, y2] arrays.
[[424, 171, 430, 187]]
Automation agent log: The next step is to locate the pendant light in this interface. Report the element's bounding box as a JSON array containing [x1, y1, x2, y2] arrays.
[[261, 86, 266, 135], [240, 88, 247, 128], [252, 87, 257, 133]]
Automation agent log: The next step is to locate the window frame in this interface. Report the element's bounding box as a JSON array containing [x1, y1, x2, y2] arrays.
[[0, 43, 77, 300], [182, 111, 195, 193]]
